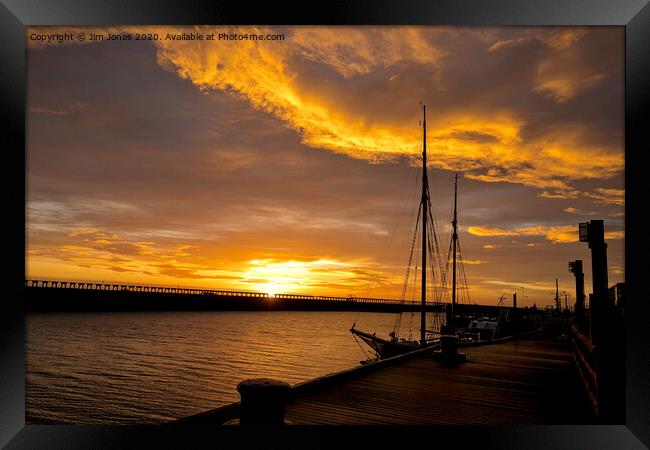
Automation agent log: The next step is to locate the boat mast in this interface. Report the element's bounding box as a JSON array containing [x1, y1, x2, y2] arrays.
[[420, 104, 428, 347], [451, 173, 458, 330]]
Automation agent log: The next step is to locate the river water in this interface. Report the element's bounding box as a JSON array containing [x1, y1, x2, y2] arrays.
[[26, 310, 436, 424]]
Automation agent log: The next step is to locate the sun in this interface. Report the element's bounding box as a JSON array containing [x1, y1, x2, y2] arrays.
[[243, 258, 356, 297], [263, 282, 286, 298], [244, 260, 307, 296]]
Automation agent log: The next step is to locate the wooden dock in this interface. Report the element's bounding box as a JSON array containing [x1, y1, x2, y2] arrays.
[[179, 336, 594, 425]]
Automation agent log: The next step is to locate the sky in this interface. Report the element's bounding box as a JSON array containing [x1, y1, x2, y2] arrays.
[[26, 26, 624, 306]]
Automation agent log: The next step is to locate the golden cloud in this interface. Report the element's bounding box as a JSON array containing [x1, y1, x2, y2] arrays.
[[541, 187, 624, 206], [534, 71, 605, 103], [541, 29, 589, 50], [241, 258, 373, 294], [28, 26, 624, 198], [290, 27, 446, 78], [532, 29, 606, 104], [154, 27, 622, 191], [29, 226, 384, 295], [487, 28, 588, 54], [540, 190, 582, 200], [488, 29, 601, 104], [467, 224, 624, 244], [584, 188, 625, 206], [563, 206, 596, 216]]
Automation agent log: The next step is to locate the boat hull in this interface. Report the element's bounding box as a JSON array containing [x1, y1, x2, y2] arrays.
[[350, 327, 436, 359]]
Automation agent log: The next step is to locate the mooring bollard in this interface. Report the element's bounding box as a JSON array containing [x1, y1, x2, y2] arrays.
[[439, 324, 454, 336], [440, 334, 459, 357], [434, 334, 467, 364], [237, 378, 291, 425]]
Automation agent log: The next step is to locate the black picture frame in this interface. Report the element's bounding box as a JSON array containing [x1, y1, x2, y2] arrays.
[[2, 1, 648, 448]]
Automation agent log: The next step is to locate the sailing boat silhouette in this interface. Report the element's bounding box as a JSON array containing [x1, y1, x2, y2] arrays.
[[350, 101, 542, 359], [350, 104, 462, 358]]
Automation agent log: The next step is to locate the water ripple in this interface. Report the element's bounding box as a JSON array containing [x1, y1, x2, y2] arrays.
[[26, 310, 439, 424]]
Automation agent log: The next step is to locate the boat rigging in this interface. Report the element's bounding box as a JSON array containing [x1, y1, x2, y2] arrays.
[[350, 104, 452, 358]]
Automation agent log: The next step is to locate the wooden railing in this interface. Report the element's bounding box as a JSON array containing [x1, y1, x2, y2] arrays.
[[570, 323, 598, 416], [569, 296, 624, 423]]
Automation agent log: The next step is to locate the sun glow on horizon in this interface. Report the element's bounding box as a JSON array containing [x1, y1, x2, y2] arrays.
[[242, 258, 360, 296]]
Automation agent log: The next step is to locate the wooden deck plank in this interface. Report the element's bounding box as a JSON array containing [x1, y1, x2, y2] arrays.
[[284, 337, 585, 425]]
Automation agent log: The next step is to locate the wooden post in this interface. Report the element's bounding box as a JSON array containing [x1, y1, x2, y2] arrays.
[[237, 379, 291, 425]]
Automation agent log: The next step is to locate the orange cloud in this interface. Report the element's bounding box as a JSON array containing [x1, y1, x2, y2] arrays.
[[290, 27, 446, 78], [467, 224, 623, 244], [541, 29, 589, 50], [534, 72, 605, 103], [584, 188, 624, 205], [462, 259, 485, 265], [241, 258, 372, 294], [563, 206, 596, 216], [484, 279, 556, 292], [28, 226, 387, 295], [153, 27, 623, 192], [541, 187, 624, 206], [467, 226, 517, 237], [540, 190, 582, 200], [531, 29, 607, 104], [28, 25, 624, 197], [487, 29, 588, 53]]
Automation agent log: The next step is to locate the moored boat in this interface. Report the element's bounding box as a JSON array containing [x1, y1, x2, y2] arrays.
[[350, 105, 538, 360]]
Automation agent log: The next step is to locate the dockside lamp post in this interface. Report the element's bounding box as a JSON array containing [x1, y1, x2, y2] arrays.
[[578, 220, 608, 347], [569, 260, 585, 332]]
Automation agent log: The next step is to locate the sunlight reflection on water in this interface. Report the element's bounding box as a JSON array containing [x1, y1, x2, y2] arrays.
[[26, 310, 440, 424]]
